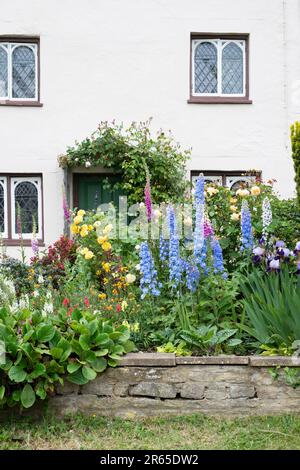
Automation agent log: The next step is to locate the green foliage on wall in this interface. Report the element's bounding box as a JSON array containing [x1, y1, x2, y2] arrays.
[[291, 121, 300, 206], [58, 119, 191, 206]]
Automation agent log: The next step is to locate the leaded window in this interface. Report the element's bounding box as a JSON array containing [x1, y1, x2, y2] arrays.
[[192, 38, 246, 97], [0, 41, 38, 101], [14, 181, 39, 235], [191, 171, 258, 189], [0, 176, 42, 241]]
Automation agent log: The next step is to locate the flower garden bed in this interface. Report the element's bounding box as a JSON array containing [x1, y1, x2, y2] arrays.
[[1, 121, 300, 416]]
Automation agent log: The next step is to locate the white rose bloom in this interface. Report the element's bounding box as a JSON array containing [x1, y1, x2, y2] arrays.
[[125, 273, 136, 284]]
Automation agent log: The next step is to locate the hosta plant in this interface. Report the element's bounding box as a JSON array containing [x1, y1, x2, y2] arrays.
[[0, 306, 134, 409]]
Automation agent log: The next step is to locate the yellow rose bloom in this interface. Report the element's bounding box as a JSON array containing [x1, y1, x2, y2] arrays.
[[80, 229, 88, 237], [97, 235, 108, 244], [71, 223, 79, 234], [251, 185, 261, 196], [98, 293, 106, 300], [102, 241, 112, 251], [84, 250, 94, 260], [77, 209, 85, 217], [230, 205, 238, 212], [103, 224, 113, 234], [236, 188, 250, 197], [102, 262, 110, 272], [74, 215, 83, 225], [80, 247, 89, 255], [230, 197, 237, 204], [231, 213, 240, 221], [87, 225, 93, 231]]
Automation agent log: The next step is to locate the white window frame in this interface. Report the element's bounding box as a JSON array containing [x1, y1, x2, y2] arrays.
[[191, 175, 222, 186], [11, 176, 42, 240], [192, 39, 246, 97], [0, 42, 38, 101], [0, 177, 8, 239], [226, 175, 256, 189]]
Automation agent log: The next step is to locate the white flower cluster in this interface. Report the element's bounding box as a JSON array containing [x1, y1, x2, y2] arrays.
[[0, 274, 16, 309], [262, 197, 272, 242]]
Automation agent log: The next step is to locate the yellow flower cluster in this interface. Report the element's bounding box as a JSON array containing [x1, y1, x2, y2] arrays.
[[80, 246, 94, 260]]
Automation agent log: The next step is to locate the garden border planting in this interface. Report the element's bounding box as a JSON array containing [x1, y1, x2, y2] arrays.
[[35, 353, 300, 418]]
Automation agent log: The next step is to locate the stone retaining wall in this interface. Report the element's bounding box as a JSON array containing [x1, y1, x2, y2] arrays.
[[47, 353, 300, 418]]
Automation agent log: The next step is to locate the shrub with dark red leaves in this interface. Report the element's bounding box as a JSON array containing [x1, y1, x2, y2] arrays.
[[31, 235, 77, 289]]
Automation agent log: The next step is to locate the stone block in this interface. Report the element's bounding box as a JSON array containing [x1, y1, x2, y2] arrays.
[[228, 384, 256, 399], [129, 381, 177, 398], [249, 356, 300, 367], [176, 356, 249, 365], [180, 383, 205, 399], [120, 352, 176, 367], [113, 383, 129, 397], [56, 381, 79, 395], [81, 379, 114, 396], [205, 386, 227, 400]]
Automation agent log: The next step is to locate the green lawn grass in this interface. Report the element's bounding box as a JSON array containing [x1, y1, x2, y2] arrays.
[[0, 414, 300, 450]]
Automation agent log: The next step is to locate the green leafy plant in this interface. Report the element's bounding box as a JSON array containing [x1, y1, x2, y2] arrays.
[[58, 119, 190, 205], [0, 305, 134, 409], [157, 341, 192, 356], [180, 325, 241, 355], [291, 121, 300, 207], [241, 268, 300, 350]]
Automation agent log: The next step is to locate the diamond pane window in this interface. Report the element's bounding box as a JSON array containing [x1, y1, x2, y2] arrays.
[[192, 37, 247, 98], [222, 42, 243, 94], [12, 46, 36, 99], [0, 46, 8, 98], [0, 41, 38, 102], [0, 181, 5, 234], [194, 42, 217, 94], [14, 181, 39, 235]]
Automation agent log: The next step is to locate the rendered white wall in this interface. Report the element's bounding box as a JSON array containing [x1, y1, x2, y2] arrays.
[[0, 0, 299, 256]]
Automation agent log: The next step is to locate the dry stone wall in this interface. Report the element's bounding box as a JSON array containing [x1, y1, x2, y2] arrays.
[[47, 353, 300, 418]]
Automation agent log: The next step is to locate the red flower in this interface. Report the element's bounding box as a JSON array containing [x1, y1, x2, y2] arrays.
[[116, 303, 122, 312], [84, 297, 90, 307], [63, 297, 70, 307], [67, 307, 73, 316]]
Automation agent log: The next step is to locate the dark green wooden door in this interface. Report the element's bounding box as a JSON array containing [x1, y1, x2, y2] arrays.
[[76, 174, 123, 211]]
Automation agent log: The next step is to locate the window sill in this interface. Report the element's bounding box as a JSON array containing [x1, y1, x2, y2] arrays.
[[0, 100, 43, 107], [187, 97, 252, 104], [3, 239, 45, 247]]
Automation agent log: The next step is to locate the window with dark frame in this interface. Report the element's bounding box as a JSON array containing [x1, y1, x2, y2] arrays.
[[0, 175, 43, 244], [188, 34, 251, 104], [191, 171, 260, 190], [0, 37, 41, 106]]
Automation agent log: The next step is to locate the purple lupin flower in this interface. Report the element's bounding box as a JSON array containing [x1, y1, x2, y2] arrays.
[[31, 237, 39, 256], [63, 190, 71, 225], [204, 216, 214, 238]]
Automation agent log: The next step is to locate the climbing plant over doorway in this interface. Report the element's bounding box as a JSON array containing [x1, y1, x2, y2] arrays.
[[58, 119, 190, 205]]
